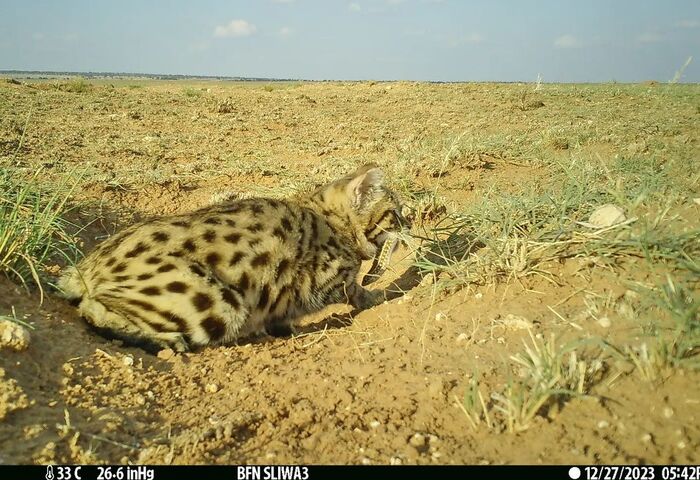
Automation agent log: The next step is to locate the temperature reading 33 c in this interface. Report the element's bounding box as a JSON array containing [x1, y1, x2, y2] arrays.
[[46, 466, 82, 480]]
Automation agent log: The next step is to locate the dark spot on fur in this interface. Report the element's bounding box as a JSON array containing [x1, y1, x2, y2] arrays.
[[152, 231, 170, 242], [251, 252, 270, 267], [157, 263, 176, 273], [112, 262, 127, 273], [238, 272, 250, 291], [310, 217, 319, 240], [125, 242, 149, 258], [249, 238, 261, 248], [171, 220, 190, 228], [158, 311, 187, 330], [272, 227, 286, 241], [257, 284, 270, 310], [225, 219, 237, 227], [205, 252, 221, 266], [145, 256, 162, 264], [105, 257, 117, 267], [192, 292, 213, 312], [276, 259, 291, 277], [229, 251, 245, 266], [183, 239, 197, 252], [249, 203, 265, 215], [327, 237, 339, 249], [166, 281, 188, 293], [128, 299, 156, 311], [201, 316, 226, 341], [114, 275, 131, 282], [224, 232, 241, 244], [220, 287, 240, 309], [203, 217, 221, 225], [281, 217, 293, 232], [247, 222, 264, 233], [203, 230, 217, 243], [139, 286, 161, 296], [189, 264, 206, 277], [137, 273, 154, 281]]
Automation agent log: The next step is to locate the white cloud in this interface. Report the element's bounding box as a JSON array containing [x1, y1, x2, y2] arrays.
[[676, 19, 700, 29], [636, 32, 663, 44], [279, 26, 293, 37], [214, 19, 258, 38], [349, 2, 361, 12], [554, 34, 582, 49]]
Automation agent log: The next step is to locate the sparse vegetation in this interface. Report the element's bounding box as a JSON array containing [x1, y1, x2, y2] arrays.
[[0, 166, 80, 299], [460, 331, 604, 433]]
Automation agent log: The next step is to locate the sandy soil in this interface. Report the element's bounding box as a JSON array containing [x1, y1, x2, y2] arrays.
[[0, 79, 697, 465]]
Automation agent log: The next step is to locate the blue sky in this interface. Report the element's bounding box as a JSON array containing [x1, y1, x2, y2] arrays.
[[1, 0, 699, 82]]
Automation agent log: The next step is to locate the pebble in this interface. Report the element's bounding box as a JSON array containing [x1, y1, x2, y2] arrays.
[[122, 356, 134, 367], [663, 407, 674, 419], [409, 433, 426, 449], [597, 316, 611, 328], [641, 433, 653, 443], [597, 420, 609, 429], [369, 420, 381, 429], [435, 312, 448, 322], [204, 383, 219, 393], [587, 204, 626, 228], [390, 457, 402, 465], [157, 348, 175, 360], [0, 319, 31, 351], [501, 313, 532, 330], [456, 333, 470, 344]]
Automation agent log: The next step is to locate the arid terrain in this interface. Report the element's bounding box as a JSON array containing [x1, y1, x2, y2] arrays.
[[0, 77, 698, 465]]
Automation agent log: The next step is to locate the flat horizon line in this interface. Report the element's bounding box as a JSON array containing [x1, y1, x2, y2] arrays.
[[1, 69, 697, 85]]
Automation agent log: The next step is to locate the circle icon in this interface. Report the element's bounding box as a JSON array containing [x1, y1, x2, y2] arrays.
[[568, 467, 582, 479]]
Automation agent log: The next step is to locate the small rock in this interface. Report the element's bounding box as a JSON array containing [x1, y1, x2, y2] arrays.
[[663, 407, 674, 419], [597, 420, 609, 429], [122, 356, 134, 367], [456, 333, 470, 344], [502, 313, 532, 330], [204, 383, 219, 393], [0, 319, 31, 351], [435, 312, 448, 322], [361, 458, 371, 465], [693, 198, 700, 206], [157, 348, 175, 360], [369, 420, 381, 429], [597, 316, 611, 328], [390, 457, 402, 465], [677, 441, 686, 449], [409, 433, 426, 449], [587, 204, 626, 228], [641, 433, 653, 443]]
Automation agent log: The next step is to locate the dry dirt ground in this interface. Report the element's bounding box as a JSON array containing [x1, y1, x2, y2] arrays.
[[0, 78, 698, 465]]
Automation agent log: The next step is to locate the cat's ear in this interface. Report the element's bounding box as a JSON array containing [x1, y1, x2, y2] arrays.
[[345, 165, 385, 210]]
